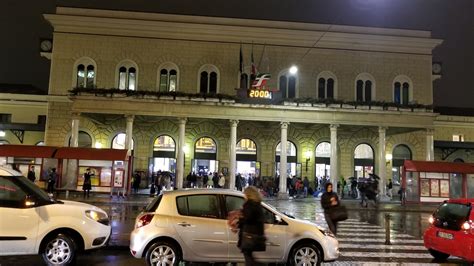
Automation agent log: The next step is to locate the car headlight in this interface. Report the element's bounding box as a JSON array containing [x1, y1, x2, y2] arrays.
[[85, 210, 109, 226], [318, 227, 335, 238]]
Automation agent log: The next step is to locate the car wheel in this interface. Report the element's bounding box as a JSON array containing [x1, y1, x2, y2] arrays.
[[428, 248, 450, 261], [146, 240, 182, 266], [288, 242, 322, 266], [41, 233, 76, 266]]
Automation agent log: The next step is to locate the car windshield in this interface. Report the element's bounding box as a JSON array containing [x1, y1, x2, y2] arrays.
[[15, 176, 52, 202], [433, 202, 471, 230]]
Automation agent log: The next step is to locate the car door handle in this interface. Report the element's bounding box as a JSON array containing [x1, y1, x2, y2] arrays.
[[177, 222, 191, 227]]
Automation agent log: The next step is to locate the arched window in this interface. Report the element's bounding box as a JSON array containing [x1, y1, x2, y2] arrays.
[[111, 133, 134, 150], [236, 138, 257, 162], [393, 76, 412, 105], [195, 137, 217, 154], [158, 63, 179, 92], [74, 58, 96, 88], [276, 141, 297, 156], [355, 73, 375, 102], [68, 131, 92, 148], [315, 142, 331, 179], [317, 71, 337, 99], [152, 135, 176, 173], [354, 143, 374, 178], [279, 71, 297, 99], [117, 60, 138, 90], [198, 65, 219, 93]]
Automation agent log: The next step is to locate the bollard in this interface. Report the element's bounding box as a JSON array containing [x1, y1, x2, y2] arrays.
[[385, 214, 391, 245]]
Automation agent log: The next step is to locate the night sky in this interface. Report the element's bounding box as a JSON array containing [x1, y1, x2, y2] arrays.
[[2, 0, 473, 108]]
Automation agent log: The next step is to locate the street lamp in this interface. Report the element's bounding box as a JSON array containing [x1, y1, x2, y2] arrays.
[[304, 150, 312, 171]]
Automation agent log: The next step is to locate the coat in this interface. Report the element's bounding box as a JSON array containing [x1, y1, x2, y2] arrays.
[[238, 200, 264, 251], [321, 191, 339, 214]]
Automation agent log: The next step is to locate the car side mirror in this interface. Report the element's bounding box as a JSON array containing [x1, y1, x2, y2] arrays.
[[25, 195, 36, 207]]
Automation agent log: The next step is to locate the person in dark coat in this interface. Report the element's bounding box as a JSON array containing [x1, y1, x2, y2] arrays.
[[47, 168, 57, 195], [321, 182, 339, 235], [238, 186, 265, 266], [83, 168, 93, 198], [27, 166, 36, 183]]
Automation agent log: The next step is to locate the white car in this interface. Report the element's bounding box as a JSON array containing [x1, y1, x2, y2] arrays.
[[0, 167, 111, 265], [130, 189, 339, 265]]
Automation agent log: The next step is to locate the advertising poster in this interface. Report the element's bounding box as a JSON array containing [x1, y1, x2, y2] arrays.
[[113, 170, 124, 187]]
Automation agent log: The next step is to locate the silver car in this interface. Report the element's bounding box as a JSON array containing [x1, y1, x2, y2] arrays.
[[130, 189, 339, 265]]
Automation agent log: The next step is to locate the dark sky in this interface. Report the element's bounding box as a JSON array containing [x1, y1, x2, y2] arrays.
[[2, 0, 473, 108]]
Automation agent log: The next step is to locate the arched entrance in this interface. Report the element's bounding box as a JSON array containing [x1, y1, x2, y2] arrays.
[[236, 138, 259, 177], [315, 141, 331, 181], [193, 137, 218, 175], [354, 143, 374, 178], [68, 131, 92, 148], [275, 141, 298, 177], [392, 144, 412, 185], [111, 133, 135, 150], [152, 135, 176, 173]]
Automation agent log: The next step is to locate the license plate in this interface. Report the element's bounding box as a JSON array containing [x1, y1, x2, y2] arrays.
[[437, 231, 454, 240]]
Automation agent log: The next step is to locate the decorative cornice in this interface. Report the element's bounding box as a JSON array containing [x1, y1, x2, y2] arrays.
[[44, 7, 443, 55]]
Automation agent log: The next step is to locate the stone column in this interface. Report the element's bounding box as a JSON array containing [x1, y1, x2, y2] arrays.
[[278, 122, 289, 198], [70, 113, 80, 147], [124, 115, 134, 195], [330, 124, 339, 191], [229, 120, 239, 190], [378, 126, 387, 196], [426, 129, 434, 161], [176, 118, 187, 189]]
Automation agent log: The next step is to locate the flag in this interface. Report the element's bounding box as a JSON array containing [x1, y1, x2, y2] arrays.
[[239, 44, 243, 74], [250, 44, 257, 86]]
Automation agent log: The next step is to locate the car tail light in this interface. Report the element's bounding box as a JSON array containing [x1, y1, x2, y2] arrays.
[[462, 221, 470, 230], [136, 214, 154, 229], [428, 215, 434, 224]]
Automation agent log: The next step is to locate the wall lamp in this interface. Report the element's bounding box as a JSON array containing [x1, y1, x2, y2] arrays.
[[304, 150, 312, 172], [385, 153, 393, 165]]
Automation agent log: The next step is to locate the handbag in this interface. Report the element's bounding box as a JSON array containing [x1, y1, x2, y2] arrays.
[[240, 232, 266, 252], [329, 204, 348, 222]]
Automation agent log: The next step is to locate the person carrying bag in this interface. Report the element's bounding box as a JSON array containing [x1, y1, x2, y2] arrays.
[[321, 182, 347, 235], [237, 186, 266, 266]]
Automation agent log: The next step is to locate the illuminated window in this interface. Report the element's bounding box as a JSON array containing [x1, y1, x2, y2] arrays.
[[116, 60, 138, 90], [154, 135, 176, 152], [316, 142, 331, 158], [74, 58, 96, 88], [158, 63, 179, 92], [236, 139, 257, 155], [355, 144, 374, 159], [195, 137, 217, 153], [112, 133, 134, 150], [453, 134, 464, 142], [276, 141, 297, 156]]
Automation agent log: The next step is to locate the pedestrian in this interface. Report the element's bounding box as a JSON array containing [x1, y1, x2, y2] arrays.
[[387, 179, 393, 199], [218, 173, 226, 188], [238, 186, 265, 266], [27, 166, 36, 183], [83, 168, 93, 198], [133, 171, 141, 193], [47, 168, 57, 196], [303, 176, 309, 197], [321, 182, 340, 235]]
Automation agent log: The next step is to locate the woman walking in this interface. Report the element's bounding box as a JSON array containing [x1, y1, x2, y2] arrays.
[[238, 186, 265, 266], [321, 182, 340, 235]]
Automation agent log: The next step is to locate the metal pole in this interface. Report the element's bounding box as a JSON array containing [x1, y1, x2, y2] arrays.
[[385, 214, 391, 245]]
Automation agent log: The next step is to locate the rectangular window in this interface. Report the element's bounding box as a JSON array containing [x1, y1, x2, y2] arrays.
[[37, 115, 46, 125], [159, 74, 168, 92], [0, 114, 11, 123], [452, 134, 464, 142]]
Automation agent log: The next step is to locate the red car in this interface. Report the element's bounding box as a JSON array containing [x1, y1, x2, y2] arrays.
[[424, 198, 474, 262]]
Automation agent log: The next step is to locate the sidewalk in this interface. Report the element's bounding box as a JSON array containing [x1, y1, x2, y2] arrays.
[[55, 190, 437, 213]]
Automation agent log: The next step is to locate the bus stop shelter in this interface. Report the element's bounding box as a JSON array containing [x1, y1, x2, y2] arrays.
[[402, 160, 474, 203]]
